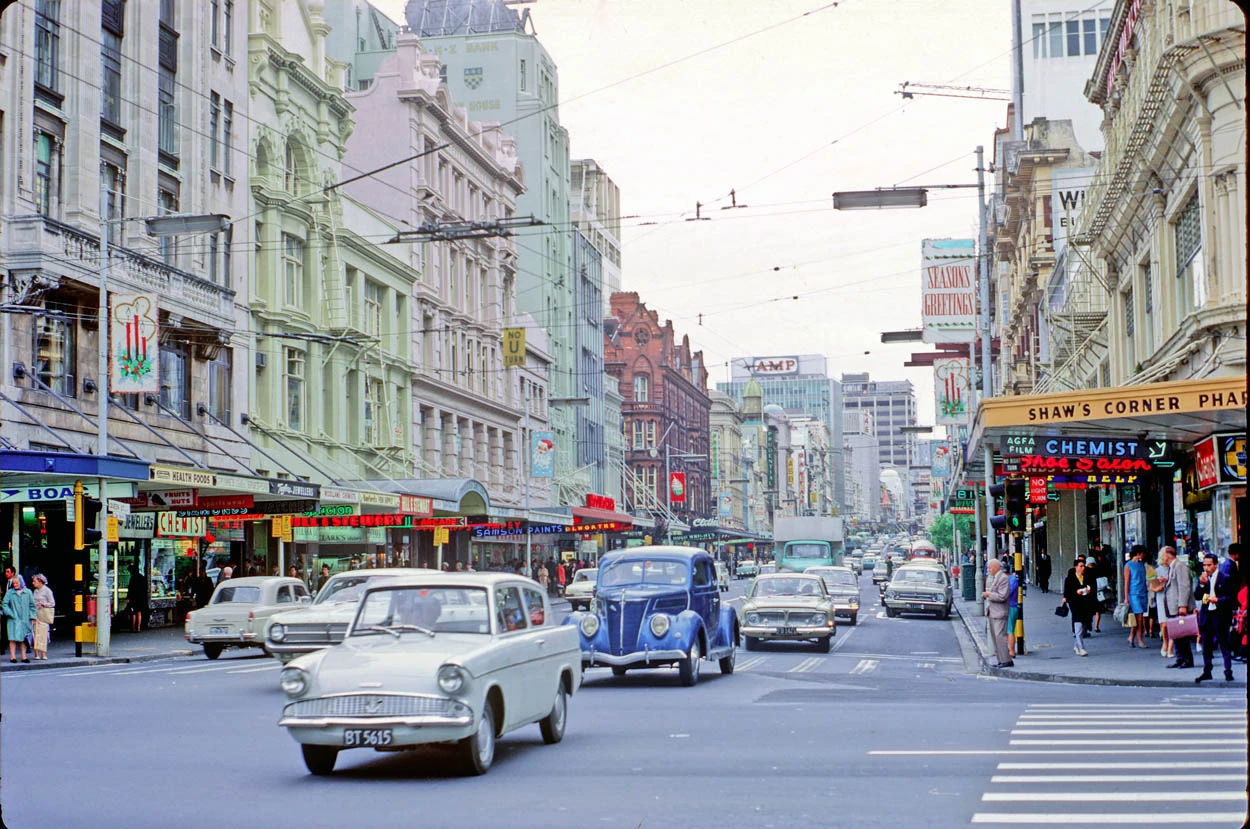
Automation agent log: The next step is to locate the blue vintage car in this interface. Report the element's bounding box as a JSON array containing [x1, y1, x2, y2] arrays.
[[565, 547, 738, 686]]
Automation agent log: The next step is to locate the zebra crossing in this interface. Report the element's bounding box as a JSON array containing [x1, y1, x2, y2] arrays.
[[968, 702, 1249, 825]]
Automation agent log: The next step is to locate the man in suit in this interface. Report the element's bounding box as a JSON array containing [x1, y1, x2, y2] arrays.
[[1219, 544, 1244, 663], [983, 558, 1012, 668], [1159, 546, 1194, 669], [1195, 553, 1235, 682]]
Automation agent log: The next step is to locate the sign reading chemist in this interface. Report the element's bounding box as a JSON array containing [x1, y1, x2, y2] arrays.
[[1003, 434, 1168, 460]]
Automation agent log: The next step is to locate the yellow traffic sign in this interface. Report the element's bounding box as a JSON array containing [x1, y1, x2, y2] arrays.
[[503, 328, 526, 367]]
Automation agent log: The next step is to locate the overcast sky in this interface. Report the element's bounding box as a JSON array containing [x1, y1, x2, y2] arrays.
[[376, 0, 1014, 426]]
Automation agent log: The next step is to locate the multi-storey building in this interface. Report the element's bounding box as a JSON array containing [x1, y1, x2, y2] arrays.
[[839, 373, 917, 472], [0, 0, 250, 596], [719, 354, 846, 512], [404, 0, 585, 498], [605, 292, 711, 532], [571, 159, 622, 307], [843, 410, 882, 524]]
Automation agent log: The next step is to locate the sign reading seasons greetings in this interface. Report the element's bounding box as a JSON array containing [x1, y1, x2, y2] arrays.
[[921, 239, 976, 344]]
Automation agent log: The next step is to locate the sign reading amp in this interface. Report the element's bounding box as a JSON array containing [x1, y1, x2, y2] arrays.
[[750, 356, 800, 376]]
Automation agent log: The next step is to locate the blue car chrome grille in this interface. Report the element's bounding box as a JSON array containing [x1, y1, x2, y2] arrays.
[[606, 599, 647, 654]]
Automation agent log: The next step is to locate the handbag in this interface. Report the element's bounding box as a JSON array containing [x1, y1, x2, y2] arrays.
[[1166, 613, 1199, 639], [1054, 603, 1069, 618]]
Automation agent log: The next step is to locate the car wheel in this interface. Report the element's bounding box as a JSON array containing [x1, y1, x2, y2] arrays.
[[459, 700, 496, 775], [848, 613, 858, 626], [539, 683, 568, 745], [940, 606, 951, 620], [744, 635, 759, 651], [679, 639, 701, 687], [885, 607, 898, 618], [611, 666, 628, 677], [719, 639, 736, 674], [203, 644, 223, 660], [301, 745, 338, 776], [816, 636, 832, 653]]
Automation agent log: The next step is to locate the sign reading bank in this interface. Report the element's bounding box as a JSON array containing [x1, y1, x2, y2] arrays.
[[750, 356, 800, 376]]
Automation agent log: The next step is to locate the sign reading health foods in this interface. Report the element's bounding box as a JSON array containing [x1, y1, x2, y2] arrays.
[[921, 239, 977, 344]]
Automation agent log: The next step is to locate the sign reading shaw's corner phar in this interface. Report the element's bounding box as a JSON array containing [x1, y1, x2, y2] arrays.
[[982, 377, 1248, 428]]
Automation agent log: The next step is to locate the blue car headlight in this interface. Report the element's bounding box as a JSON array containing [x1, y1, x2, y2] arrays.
[[579, 614, 600, 638], [649, 614, 671, 637]]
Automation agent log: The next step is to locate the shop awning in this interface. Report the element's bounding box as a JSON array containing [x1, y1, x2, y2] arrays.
[[0, 450, 149, 482], [570, 505, 636, 526], [370, 478, 490, 515]]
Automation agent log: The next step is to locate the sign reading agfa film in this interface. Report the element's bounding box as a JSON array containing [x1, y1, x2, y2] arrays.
[[110, 293, 159, 393], [503, 327, 526, 367], [934, 357, 971, 425], [530, 431, 554, 478], [921, 239, 976, 344]]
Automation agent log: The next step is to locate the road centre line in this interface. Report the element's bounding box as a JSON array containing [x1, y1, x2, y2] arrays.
[[990, 774, 1247, 784], [227, 664, 280, 673], [1025, 704, 1234, 710], [835, 652, 961, 663], [1010, 738, 1245, 746], [1012, 728, 1243, 735], [871, 748, 1247, 756], [971, 812, 1248, 824], [997, 761, 1247, 769], [982, 792, 1246, 803]]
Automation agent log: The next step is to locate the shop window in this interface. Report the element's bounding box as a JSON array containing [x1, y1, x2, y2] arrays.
[[101, 29, 122, 130], [34, 305, 76, 396], [364, 280, 383, 337], [159, 344, 190, 419], [364, 377, 384, 445], [208, 348, 232, 423]]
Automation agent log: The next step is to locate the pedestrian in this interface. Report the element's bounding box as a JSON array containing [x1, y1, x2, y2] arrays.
[[545, 557, 558, 597], [1158, 546, 1194, 669], [1063, 557, 1096, 656], [1194, 553, 1236, 683], [216, 565, 234, 587], [287, 565, 299, 579], [30, 574, 54, 661], [1122, 545, 1148, 648], [557, 560, 567, 596], [1007, 568, 1020, 660], [536, 565, 549, 592], [3, 575, 35, 663], [193, 565, 215, 608], [126, 562, 149, 633], [1143, 555, 1160, 640], [1036, 549, 1052, 594], [1218, 543, 1243, 662], [315, 564, 331, 593], [983, 558, 1013, 668], [1151, 552, 1173, 659]]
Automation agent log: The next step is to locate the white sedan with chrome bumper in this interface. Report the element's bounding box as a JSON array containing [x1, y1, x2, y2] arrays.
[[740, 573, 836, 651], [277, 573, 581, 776]]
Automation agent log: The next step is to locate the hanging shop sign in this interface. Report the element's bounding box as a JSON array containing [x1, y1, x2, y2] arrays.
[[150, 465, 215, 487], [570, 521, 628, 532], [931, 441, 952, 478], [1195, 433, 1247, 488], [1194, 436, 1220, 489], [320, 487, 362, 504], [1015, 455, 1153, 475], [157, 512, 207, 537], [531, 432, 555, 478], [269, 479, 320, 499], [196, 494, 254, 510], [766, 429, 777, 489], [399, 494, 434, 516], [360, 491, 401, 509], [471, 523, 567, 538], [110, 293, 159, 394], [934, 357, 972, 425], [921, 238, 977, 344], [118, 512, 156, 539], [585, 493, 616, 511], [669, 472, 687, 503]]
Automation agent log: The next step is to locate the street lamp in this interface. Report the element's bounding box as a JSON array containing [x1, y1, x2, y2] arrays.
[[94, 198, 230, 658], [833, 187, 928, 210]]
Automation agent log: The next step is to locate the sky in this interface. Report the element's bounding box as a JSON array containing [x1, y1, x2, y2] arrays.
[[376, 0, 1015, 427]]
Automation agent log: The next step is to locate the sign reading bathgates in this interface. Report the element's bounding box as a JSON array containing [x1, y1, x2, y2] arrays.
[[111, 293, 160, 393], [503, 328, 526, 367], [921, 239, 977, 344]]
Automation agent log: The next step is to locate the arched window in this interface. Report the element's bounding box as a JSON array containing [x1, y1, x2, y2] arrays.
[[284, 139, 306, 195], [633, 374, 649, 403]]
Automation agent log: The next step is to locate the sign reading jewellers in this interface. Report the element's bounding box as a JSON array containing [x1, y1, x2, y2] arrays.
[[269, 480, 320, 499]]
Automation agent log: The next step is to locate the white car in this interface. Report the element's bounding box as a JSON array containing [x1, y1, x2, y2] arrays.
[[277, 573, 581, 776], [740, 573, 836, 651], [564, 568, 597, 611], [185, 577, 311, 660], [714, 562, 730, 592], [264, 568, 436, 663]]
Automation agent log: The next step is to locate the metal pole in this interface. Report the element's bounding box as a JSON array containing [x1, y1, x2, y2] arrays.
[[96, 186, 112, 658], [1013, 531, 1025, 654], [524, 383, 532, 576], [976, 144, 995, 617], [665, 444, 671, 544]]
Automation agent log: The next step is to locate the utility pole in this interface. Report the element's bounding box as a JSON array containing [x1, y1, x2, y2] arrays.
[[96, 186, 113, 658], [976, 144, 995, 617]]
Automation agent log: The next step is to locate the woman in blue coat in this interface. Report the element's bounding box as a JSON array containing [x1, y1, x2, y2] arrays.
[[1121, 545, 1149, 648], [3, 574, 35, 662]]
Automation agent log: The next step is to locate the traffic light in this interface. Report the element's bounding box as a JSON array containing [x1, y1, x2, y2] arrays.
[[75, 487, 103, 550], [988, 483, 1007, 531], [1005, 479, 1027, 535]]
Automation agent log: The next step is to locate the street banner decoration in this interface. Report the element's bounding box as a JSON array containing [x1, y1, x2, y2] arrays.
[[921, 239, 977, 344], [718, 491, 733, 518], [669, 472, 686, 503], [110, 293, 159, 393], [931, 441, 952, 478], [503, 327, 526, 367], [934, 357, 971, 425], [530, 431, 555, 478]]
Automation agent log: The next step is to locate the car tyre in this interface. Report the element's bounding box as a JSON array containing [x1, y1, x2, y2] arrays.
[[611, 666, 628, 677], [719, 640, 736, 674], [816, 636, 832, 653], [301, 745, 338, 776], [459, 700, 496, 775], [885, 606, 898, 618], [539, 684, 568, 745], [744, 635, 759, 651], [679, 639, 701, 687], [848, 613, 858, 626], [203, 644, 223, 660]]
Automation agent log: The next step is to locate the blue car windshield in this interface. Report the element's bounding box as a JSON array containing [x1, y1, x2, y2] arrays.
[[599, 559, 689, 588]]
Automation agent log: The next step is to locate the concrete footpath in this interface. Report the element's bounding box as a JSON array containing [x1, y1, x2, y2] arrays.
[[954, 579, 1247, 688]]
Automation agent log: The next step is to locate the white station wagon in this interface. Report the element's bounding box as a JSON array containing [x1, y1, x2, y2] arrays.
[[277, 573, 582, 776], [185, 577, 311, 660]]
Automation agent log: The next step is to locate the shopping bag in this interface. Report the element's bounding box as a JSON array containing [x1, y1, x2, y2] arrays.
[[1054, 603, 1069, 618], [1165, 613, 1199, 639], [1113, 603, 1130, 626]]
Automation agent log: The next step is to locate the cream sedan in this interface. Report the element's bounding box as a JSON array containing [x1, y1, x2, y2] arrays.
[[185, 577, 311, 660], [563, 568, 597, 611], [277, 573, 581, 776], [740, 573, 836, 652]]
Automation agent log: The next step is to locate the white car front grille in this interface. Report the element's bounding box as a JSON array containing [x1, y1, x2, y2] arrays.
[[283, 694, 453, 719]]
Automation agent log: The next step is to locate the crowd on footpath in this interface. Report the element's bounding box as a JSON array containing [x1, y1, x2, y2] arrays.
[[982, 541, 1246, 682]]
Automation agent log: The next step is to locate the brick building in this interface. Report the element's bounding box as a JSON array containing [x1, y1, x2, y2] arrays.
[[604, 293, 712, 530]]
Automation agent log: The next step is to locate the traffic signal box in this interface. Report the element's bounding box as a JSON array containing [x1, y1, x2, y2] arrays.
[[1004, 479, 1027, 535], [74, 483, 103, 550], [988, 483, 1006, 532]]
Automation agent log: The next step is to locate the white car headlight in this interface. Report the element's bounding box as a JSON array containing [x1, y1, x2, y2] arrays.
[[280, 668, 308, 697], [437, 664, 467, 695], [579, 614, 600, 637], [746, 612, 761, 626], [649, 613, 671, 637], [885, 590, 896, 600], [268, 623, 286, 643]]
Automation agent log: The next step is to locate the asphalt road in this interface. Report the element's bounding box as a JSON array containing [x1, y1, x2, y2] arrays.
[[2, 576, 1246, 828]]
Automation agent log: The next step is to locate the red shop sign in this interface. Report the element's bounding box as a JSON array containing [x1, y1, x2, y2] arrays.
[[1194, 437, 1219, 490]]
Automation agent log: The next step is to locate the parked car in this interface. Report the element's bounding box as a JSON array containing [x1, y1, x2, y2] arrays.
[[185, 577, 311, 660], [740, 573, 836, 651], [277, 573, 581, 776], [883, 564, 954, 619], [736, 560, 758, 578], [805, 565, 860, 625], [758, 563, 777, 576], [566, 547, 738, 686], [264, 568, 435, 663], [714, 562, 730, 592], [564, 568, 598, 611]]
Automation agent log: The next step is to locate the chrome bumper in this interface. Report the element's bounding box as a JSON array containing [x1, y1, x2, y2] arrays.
[[741, 625, 834, 639], [186, 632, 257, 644], [279, 712, 473, 729], [884, 598, 946, 610], [584, 647, 688, 667]]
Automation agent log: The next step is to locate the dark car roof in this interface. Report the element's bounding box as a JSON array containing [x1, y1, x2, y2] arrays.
[[600, 546, 707, 564]]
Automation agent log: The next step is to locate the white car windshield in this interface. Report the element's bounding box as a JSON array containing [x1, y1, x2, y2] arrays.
[[599, 559, 689, 588], [811, 569, 856, 586], [752, 577, 823, 597], [895, 569, 945, 584], [213, 586, 261, 603], [351, 586, 490, 636]]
